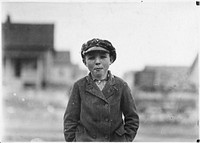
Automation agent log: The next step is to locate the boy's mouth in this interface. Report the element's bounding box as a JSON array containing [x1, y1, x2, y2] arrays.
[[94, 67, 103, 71]]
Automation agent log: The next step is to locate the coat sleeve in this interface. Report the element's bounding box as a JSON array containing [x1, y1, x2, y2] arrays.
[[121, 82, 139, 141], [63, 82, 81, 142]]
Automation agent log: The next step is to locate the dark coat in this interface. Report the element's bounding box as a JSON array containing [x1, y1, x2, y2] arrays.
[[63, 72, 139, 142]]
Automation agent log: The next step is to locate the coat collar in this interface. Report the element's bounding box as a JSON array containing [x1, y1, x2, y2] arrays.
[[86, 70, 115, 85], [85, 70, 116, 103]]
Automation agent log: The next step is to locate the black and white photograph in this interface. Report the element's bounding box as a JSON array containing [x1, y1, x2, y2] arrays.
[[1, 0, 199, 142]]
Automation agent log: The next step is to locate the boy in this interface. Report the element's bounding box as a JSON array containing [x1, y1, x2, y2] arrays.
[[63, 38, 139, 142]]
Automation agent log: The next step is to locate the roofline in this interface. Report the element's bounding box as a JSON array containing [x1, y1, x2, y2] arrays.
[[3, 15, 54, 26]]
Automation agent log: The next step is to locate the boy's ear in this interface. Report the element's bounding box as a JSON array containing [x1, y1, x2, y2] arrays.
[[83, 58, 88, 66], [110, 56, 114, 64], [83, 59, 86, 65]]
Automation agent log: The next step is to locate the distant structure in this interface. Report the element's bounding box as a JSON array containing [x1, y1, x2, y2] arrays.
[[124, 62, 198, 93], [135, 66, 195, 92], [2, 16, 86, 89]]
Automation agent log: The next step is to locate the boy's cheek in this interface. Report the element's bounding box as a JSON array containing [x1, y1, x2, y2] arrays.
[[86, 65, 93, 72], [85, 62, 94, 70]]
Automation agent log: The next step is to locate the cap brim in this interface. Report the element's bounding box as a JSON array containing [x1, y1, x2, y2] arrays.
[[85, 46, 109, 54]]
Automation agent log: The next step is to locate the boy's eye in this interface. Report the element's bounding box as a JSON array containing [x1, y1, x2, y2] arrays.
[[86, 53, 108, 60], [100, 55, 107, 59], [88, 56, 95, 60]]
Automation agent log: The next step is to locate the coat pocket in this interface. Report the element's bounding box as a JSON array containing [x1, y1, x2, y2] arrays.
[[76, 124, 84, 133], [115, 124, 126, 136], [75, 124, 84, 141], [113, 124, 128, 142], [75, 125, 96, 141]]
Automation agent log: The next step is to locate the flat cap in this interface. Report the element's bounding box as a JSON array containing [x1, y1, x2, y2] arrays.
[[81, 38, 116, 62]]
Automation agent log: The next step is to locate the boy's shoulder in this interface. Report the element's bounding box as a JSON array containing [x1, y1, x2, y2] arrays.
[[74, 76, 88, 85], [113, 75, 128, 86]]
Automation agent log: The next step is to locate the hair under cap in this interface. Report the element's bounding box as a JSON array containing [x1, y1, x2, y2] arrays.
[[81, 38, 117, 63]]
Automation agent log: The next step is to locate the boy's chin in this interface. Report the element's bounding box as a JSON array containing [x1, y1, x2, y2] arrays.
[[92, 72, 104, 78], [93, 73, 102, 78]]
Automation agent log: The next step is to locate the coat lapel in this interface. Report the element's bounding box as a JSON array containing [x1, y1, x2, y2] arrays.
[[102, 75, 116, 99], [85, 71, 117, 102], [85, 76, 108, 103]]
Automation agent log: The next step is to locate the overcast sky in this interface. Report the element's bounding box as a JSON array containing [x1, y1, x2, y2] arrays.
[[1, 1, 199, 76]]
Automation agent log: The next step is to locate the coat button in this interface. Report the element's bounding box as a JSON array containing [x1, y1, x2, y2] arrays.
[[105, 118, 109, 122], [105, 135, 109, 139], [104, 103, 108, 108], [93, 135, 96, 139]]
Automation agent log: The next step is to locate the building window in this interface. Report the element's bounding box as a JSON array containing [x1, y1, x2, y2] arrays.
[[14, 59, 21, 77], [13, 58, 37, 78]]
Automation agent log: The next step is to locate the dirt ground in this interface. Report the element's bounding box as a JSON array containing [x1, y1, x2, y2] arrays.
[[1, 88, 199, 142], [2, 116, 198, 142]]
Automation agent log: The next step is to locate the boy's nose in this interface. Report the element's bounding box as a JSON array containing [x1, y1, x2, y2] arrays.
[[95, 57, 101, 65]]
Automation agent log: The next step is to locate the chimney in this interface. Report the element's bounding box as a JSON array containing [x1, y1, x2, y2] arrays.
[[6, 15, 11, 24]]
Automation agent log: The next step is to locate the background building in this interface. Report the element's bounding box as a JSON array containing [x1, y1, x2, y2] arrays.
[[133, 65, 197, 93], [2, 16, 86, 90]]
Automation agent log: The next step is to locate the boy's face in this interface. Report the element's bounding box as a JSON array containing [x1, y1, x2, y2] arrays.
[[85, 50, 113, 80]]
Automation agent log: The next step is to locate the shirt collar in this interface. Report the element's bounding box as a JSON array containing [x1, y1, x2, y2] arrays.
[[86, 70, 113, 83]]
